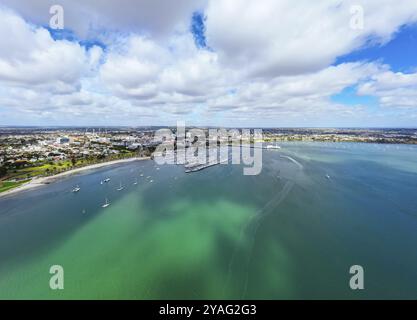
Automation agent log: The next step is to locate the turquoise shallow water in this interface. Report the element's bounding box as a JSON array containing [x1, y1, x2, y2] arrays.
[[0, 142, 417, 299]]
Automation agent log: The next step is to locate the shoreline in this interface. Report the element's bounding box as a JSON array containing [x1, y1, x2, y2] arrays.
[[0, 157, 150, 199]]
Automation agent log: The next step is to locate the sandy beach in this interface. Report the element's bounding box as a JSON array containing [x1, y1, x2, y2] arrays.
[[0, 157, 150, 199]]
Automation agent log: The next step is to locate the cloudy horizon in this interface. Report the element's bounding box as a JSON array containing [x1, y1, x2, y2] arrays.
[[1, 0, 417, 127]]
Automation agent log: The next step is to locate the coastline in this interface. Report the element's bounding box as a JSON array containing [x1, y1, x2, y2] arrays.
[[0, 157, 150, 199]]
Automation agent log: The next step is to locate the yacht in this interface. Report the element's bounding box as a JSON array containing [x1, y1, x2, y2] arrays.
[[266, 144, 281, 150], [102, 198, 110, 208], [117, 182, 124, 191]]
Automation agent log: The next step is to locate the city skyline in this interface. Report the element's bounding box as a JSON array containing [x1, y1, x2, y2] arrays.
[[0, 1, 417, 127]]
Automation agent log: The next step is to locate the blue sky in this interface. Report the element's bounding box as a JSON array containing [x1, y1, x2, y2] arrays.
[[331, 86, 378, 106], [336, 24, 417, 72], [1, 0, 417, 127], [191, 12, 208, 49], [329, 23, 417, 124]]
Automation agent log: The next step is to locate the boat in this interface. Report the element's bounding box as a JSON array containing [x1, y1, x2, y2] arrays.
[[72, 185, 81, 193], [325, 174, 331, 179], [266, 144, 281, 150], [133, 179, 138, 185], [102, 198, 110, 208], [116, 182, 124, 191], [103, 178, 111, 183]]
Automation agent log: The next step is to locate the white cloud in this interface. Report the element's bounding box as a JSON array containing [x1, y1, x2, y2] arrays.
[[358, 70, 417, 108], [0, 0, 206, 38], [100, 34, 229, 102], [1, 1, 417, 126], [0, 8, 102, 94], [204, 62, 379, 116], [205, 0, 417, 77]]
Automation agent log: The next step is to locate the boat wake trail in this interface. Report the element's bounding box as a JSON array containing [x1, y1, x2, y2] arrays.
[[223, 154, 303, 298], [279, 155, 303, 169]]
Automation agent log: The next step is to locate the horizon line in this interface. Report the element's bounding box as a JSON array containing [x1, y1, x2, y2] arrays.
[[0, 125, 417, 130]]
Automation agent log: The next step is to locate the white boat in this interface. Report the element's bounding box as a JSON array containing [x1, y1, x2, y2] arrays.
[[103, 178, 111, 183], [116, 182, 124, 191], [266, 144, 281, 150], [325, 174, 331, 179], [133, 179, 138, 185], [102, 198, 110, 208], [72, 185, 81, 193]]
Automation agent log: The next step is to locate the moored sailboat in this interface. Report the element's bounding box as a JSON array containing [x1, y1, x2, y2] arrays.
[[102, 198, 110, 208]]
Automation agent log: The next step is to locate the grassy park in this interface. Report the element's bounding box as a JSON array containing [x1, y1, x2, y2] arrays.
[[0, 151, 139, 194]]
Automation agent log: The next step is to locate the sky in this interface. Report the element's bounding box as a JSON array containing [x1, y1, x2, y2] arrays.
[[0, 0, 417, 127]]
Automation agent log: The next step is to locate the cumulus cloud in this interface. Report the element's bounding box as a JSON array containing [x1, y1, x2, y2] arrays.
[[0, 8, 102, 94], [1, 1, 417, 126], [205, 0, 417, 77], [358, 70, 417, 108], [100, 34, 230, 102], [203, 62, 380, 121], [0, 0, 206, 38]]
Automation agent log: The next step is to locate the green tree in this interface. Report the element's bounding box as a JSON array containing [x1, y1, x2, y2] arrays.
[[0, 166, 7, 178]]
